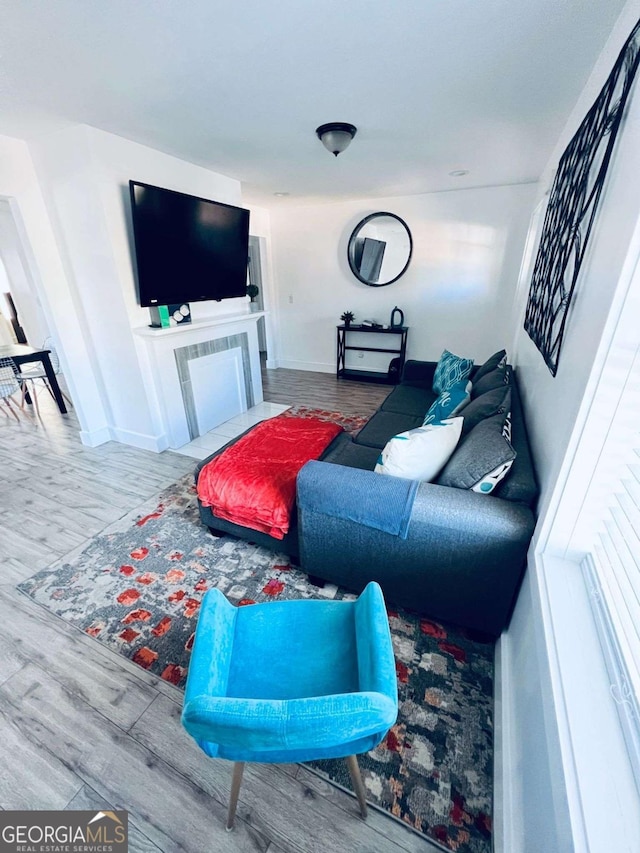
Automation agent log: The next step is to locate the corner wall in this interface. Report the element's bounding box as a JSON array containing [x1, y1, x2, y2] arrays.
[[499, 3, 640, 849], [512, 64, 640, 529], [0, 132, 109, 443], [28, 125, 246, 449], [267, 183, 536, 372]]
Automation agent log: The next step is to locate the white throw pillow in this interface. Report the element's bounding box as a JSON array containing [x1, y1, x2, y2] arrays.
[[375, 417, 463, 481]]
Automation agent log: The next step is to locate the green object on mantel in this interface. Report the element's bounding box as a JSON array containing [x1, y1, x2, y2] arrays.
[[157, 305, 171, 328]]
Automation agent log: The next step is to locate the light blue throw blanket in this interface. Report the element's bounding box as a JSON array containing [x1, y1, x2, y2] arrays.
[[298, 461, 418, 539]]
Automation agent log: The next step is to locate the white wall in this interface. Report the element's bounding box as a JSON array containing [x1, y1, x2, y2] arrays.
[[0, 258, 18, 345], [29, 125, 246, 449], [500, 3, 640, 850], [512, 72, 640, 528], [0, 132, 109, 442], [267, 183, 537, 372], [0, 200, 49, 346], [247, 203, 279, 365]]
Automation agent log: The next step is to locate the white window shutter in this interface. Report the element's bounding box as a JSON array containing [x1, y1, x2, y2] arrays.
[[582, 349, 640, 786]]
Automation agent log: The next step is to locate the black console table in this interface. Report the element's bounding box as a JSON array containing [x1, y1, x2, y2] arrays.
[[336, 324, 409, 384]]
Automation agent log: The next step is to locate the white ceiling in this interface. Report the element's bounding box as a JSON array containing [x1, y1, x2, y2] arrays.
[[0, 0, 628, 206]]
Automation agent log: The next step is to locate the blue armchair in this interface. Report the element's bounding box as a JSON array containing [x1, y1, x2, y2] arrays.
[[181, 581, 398, 829]]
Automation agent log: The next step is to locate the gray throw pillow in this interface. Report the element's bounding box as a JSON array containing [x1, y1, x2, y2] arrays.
[[471, 364, 510, 398], [473, 349, 507, 382], [461, 386, 511, 434], [436, 413, 516, 493]]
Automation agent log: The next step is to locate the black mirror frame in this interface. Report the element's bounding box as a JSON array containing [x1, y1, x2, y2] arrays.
[[347, 212, 413, 287]]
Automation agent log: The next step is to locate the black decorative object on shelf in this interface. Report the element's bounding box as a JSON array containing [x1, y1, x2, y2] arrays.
[[340, 311, 355, 327], [524, 19, 640, 377], [390, 306, 404, 328]]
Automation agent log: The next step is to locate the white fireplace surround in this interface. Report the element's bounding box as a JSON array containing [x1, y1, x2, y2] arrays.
[[133, 312, 265, 449]]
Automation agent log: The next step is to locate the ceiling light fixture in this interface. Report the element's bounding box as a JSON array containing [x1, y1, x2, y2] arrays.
[[316, 122, 357, 157], [449, 169, 470, 177]]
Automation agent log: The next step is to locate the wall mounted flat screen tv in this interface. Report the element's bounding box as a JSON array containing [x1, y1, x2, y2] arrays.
[[129, 180, 250, 307]]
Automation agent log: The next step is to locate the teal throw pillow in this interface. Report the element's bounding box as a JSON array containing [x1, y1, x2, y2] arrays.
[[423, 380, 472, 425], [433, 349, 474, 394]]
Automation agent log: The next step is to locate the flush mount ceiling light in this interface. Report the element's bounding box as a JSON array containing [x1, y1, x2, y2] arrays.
[[449, 169, 470, 177], [316, 122, 357, 157]]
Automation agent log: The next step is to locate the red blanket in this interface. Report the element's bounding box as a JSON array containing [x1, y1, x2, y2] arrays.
[[197, 416, 343, 539]]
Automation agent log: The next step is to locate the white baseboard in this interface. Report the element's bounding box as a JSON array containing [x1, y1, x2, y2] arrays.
[[495, 564, 573, 853], [496, 553, 640, 852], [493, 634, 512, 853], [78, 425, 169, 452], [109, 426, 169, 452], [79, 426, 112, 447]]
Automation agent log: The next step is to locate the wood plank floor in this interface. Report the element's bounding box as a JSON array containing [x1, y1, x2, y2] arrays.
[[0, 371, 441, 852], [261, 364, 391, 414]]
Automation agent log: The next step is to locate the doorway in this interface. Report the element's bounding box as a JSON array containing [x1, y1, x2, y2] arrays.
[[0, 199, 49, 348], [248, 235, 268, 360]]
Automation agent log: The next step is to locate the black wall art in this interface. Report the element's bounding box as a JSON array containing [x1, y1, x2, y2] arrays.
[[524, 19, 640, 376]]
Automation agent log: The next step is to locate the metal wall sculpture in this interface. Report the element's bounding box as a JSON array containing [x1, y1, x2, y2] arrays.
[[524, 19, 640, 376]]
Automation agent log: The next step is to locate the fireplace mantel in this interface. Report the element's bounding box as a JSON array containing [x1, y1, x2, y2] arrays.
[[133, 312, 265, 449], [134, 311, 265, 338]]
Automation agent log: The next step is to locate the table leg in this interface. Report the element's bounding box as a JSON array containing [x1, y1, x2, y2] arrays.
[[21, 382, 33, 405], [41, 352, 67, 414]]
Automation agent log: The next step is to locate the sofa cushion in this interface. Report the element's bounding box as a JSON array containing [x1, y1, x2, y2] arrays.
[[471, 364, 510, 398], [433, 349, 474, 394], [461, 386, 511, 434], [423, 380, 471, 425], [375, 417, 463, 482], [355, 410, 423, 448], [436, 413, 516, 493], [322, 437, 381, 470], [473, 349, 507, 382], [380, 383, 437, 416], [400, 360, 437, 387]]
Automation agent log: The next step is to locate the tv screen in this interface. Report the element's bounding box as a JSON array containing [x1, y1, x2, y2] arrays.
[[129, 181, 250, 307]]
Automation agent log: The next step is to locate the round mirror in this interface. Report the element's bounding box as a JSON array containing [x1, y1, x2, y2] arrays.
[[347, 212, 413, 286]]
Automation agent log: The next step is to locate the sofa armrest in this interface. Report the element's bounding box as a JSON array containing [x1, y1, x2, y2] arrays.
[[400, 359, 437, 387], [297, 462, 535, 635]]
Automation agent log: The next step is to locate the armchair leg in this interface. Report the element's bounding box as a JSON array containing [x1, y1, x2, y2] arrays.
[[225, 761, 245, 831], [345, 754, 368, 819]]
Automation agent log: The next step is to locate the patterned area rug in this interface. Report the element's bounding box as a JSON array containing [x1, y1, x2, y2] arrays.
[[277, 405, 371, 436], [18, 475, 494, 853]]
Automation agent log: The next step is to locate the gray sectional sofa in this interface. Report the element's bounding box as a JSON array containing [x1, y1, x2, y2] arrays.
[[194, 356, 538, 636]]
